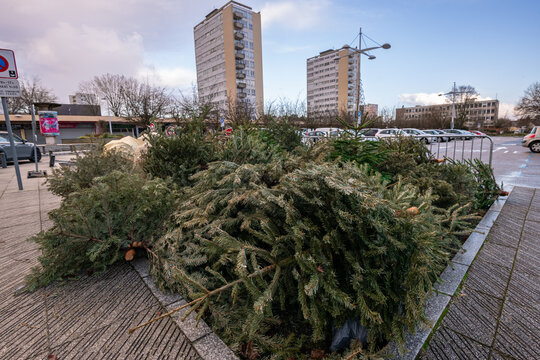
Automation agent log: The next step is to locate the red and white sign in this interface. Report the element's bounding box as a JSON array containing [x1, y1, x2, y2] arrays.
[[165, 125, 176, 137], [39, 111, 60, 136], [0, 49, 18, 79]]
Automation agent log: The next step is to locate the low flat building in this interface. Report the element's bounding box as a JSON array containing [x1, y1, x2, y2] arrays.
[[0, 104, 138, 144], [396, 100, 499, 128]]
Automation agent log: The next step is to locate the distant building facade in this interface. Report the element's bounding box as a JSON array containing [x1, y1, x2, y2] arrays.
[[194, 1, 263, 116], [306, 46, 359, 117], [395, 100, 499, 128], [361, 104, 378, 118], [69, 93, 98, 105]]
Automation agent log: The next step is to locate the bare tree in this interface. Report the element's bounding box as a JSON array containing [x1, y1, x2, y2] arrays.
[[226, 96, 257, 129], [76, 81, 103, 115], [80, 74, 129, 117], [445, 85, 478, 129], [6, 77, 57, 114], [122, 79, 171, 126], [516, 82, 540, 121]]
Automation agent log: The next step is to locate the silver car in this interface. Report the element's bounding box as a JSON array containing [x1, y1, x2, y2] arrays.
[[522, 126, 540, 153], [0, 132, 42, 163]]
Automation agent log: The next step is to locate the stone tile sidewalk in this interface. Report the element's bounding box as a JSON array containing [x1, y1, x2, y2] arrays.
[[424, 186, 540, 359], [0, 159, 201, 359]]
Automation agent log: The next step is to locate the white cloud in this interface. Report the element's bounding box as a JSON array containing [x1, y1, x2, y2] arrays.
[[14, 23, 144, 101], [137, 65, 196, 90], [261, 0, 330, 30], [498, 102, 517, 119], [398, 93, 446, 106]]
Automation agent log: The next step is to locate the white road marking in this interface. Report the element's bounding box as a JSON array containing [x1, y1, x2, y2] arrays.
[[504, 151, 509, 153]]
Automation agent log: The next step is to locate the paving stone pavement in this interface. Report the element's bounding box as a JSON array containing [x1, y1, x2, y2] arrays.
[[424, 186, 540, 360], [0, 159, 201, 359]]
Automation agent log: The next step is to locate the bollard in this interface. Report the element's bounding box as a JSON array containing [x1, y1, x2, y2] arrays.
[[49, 151, 55, 167], [0, 152, 6, 168]]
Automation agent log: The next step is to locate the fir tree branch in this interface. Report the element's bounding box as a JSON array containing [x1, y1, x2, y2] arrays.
[[55, 231, 104, 243], [128, 262, 282, 334]]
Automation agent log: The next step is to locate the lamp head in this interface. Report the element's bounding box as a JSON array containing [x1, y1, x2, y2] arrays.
[[382, 43, 391, 49]]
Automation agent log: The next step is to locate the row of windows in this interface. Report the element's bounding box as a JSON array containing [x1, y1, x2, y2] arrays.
[[404, 102, 498, 113]]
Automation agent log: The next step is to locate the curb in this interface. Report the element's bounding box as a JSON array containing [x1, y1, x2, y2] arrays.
[[131, 258, 239, 360], [389, 189, 512, 359], [131, 191, 511, 360]]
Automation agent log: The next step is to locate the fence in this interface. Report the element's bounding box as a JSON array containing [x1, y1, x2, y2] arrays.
[[302, 134, 494, 167]]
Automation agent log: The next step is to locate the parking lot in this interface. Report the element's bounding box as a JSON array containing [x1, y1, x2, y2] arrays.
[[431, 136, 540, 189]]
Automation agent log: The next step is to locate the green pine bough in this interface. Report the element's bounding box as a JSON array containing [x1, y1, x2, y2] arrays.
[[26, 127, 500, 359], [148, 161, 478, 357]]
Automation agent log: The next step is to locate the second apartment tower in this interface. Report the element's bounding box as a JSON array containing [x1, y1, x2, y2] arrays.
[[194, 1, 263, 116], [307, 46, 360, 118]]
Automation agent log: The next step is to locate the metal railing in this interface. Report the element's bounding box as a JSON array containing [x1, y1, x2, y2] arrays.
[[301, 134, 494, 167], [415, 134, 494, 168]]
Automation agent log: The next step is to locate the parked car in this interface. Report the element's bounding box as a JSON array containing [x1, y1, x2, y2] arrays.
[[303, 131, 327, 143], [361, 128, 408, 139], [522, 126, 540, 153], [402, 128, 433, 143], [469, 130, 487, 136], [443, 129, 475, 140], [0, 132, 41, 163], [424, 129, 450, 142]]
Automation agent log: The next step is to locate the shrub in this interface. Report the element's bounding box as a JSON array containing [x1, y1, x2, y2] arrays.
[[141, 119, 218, 186], [218, 129, 282, 165], [26, 171, 177, 290], [258, 118, 303, 153], [47, 146, 134, 198], [327, 138, 387, 172], [150, 161, 476, 358]]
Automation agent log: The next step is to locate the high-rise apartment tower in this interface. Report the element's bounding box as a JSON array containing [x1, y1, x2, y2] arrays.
[[194, 1, 263, 116], [306, 45, 359, 117]]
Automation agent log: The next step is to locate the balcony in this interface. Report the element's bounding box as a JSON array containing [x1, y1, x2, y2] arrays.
[[235, 52, 245, 60], [235, 42, 244, 50], [234, 21, 243, 30], [233, 11, 243, 20], [238, 92, 247, 99], [234, 31, 244, 40], [236, 72, 246, 79], [236, 62, 245, 70], [237, 82, 247, 89]]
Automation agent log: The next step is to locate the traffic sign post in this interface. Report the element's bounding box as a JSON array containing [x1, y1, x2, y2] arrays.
[[1, 97, 23, 190], [0, 49, 18, 79], [0, 49, 23, 190]]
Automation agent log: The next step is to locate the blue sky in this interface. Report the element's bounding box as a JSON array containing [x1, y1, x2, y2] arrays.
[[3, 0, 539, 118]]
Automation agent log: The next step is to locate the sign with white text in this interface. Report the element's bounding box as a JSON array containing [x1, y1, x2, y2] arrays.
[[0, 79, 21, 97], [0, 49, 18, 79]]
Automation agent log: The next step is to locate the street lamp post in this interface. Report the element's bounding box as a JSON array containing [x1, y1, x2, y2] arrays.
[[439, 82, 472, 129], [102, 98, 113, 134], [337, 28, 390, 125]]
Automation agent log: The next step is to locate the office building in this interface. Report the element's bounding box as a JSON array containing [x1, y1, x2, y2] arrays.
[[306, 45, 359, 117], [194, 1, 263, 116], [395, 100, 499, 128]]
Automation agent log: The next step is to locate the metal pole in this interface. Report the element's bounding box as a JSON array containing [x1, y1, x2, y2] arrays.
[[450, 82, 456, 130], [30, 104, 39, 172], [108, 103, 112, 134], [1, 97, 23, 190], [355, 27, 362, 125]]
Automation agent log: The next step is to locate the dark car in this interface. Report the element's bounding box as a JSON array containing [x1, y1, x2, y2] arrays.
[[0, 132, 41, 163]]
